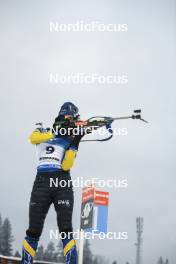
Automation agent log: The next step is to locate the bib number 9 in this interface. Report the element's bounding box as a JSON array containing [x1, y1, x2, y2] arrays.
[[46, 146, 55, 154]]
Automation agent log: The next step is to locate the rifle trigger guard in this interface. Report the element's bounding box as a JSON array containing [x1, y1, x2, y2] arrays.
[[81, 122, 113, 142], [96, 122, 113, 142]]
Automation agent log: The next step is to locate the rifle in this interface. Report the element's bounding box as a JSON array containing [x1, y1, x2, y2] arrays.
[[80, 109, 148, 142], [36, 109, 148, 142]]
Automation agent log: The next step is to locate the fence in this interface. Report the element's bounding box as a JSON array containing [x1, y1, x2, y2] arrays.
[[0, 255, 62, 264]]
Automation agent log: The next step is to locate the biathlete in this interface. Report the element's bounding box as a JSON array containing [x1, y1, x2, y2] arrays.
[[21, 102, 85, 264]]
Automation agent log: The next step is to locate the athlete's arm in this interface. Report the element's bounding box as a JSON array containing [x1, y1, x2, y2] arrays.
[[61, 135, 83, 171], [61, 146, 77, 171], [29, 129, 54, 144]]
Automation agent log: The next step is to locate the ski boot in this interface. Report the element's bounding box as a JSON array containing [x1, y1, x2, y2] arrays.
[[21, 236, 38, 264], [62, 237, 77, 264]]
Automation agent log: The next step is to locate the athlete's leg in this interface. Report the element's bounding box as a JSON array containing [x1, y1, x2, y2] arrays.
[[21, 173, 52, 264], [53, 173, 77, 264]]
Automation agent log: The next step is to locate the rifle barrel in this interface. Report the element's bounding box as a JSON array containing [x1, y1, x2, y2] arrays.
[[112, 116, 132, 121]]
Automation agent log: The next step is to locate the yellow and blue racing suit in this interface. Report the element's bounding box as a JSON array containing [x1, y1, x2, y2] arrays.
[[21, 129, 79, 264]]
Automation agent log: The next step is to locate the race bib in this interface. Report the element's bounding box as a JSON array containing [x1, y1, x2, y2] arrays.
[[36, 142, 65, 169]]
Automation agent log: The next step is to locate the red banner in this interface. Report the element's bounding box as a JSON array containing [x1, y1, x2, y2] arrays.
[[94, 190, 109, 206], [82, 186, 95, 203]]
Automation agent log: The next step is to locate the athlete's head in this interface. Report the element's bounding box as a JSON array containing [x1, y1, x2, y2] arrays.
[[53, 102, 80, 137], [58, 102, 79, 120]]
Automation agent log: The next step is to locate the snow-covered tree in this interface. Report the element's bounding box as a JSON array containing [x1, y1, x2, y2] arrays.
[[14, 250, 21, 258], [36, 245, 45, 260], [1, 218, 14, 256], [0, 214, 3, 254], [43, 242, 55, 262], [55, 240, 65, 263], [83, 240, 93, 264], [158, 257, 164, 264], [165, 259, 169, 264]]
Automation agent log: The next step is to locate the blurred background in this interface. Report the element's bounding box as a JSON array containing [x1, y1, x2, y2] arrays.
[[0, 0, 176, 263]]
